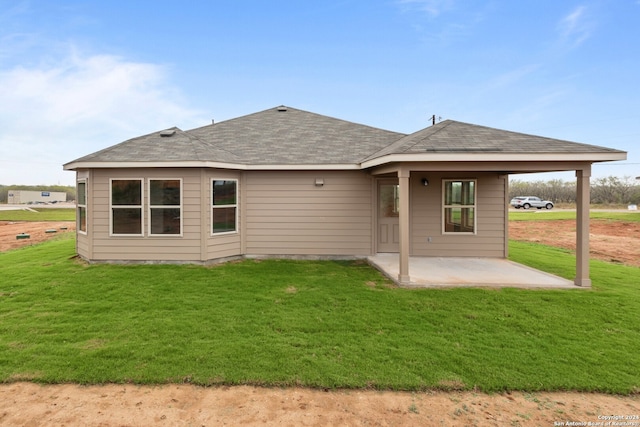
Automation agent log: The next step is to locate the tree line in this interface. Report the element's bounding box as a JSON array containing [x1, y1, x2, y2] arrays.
[[0, 185, 76, 203], [509, 176, 640, 205], [1, 177, 639, 205]]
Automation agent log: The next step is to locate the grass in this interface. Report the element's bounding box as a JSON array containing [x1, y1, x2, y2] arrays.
[[4, 206, 638, 223], [509, 210, 640, 222], [0, 208, 75, 221], [1, 233, 639, 393]]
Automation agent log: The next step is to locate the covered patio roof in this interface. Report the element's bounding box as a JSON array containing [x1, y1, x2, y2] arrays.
[[370, 165, 595, 287]]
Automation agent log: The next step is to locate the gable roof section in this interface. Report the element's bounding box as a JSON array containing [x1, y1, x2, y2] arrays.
[[64, 106, 627, 171]]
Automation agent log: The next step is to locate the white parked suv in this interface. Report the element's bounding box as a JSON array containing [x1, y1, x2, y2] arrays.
[[510, 196, 554, 210]]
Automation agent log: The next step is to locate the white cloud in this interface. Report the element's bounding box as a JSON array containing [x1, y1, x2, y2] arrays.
[[396, 0, 455, 17], [395, 0, 487, 46], [557, 5, 594, 48], [0, 50, 205, 185], [483, 64, 542, 92]]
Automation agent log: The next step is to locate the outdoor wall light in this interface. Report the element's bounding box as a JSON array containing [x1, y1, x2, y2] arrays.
[[315, 178, 324, 187], [421, 178, 429, 186]]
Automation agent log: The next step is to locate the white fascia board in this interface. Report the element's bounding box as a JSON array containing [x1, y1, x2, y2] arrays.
[[359, 152, 627, 169], [63, 152, 626, 172], [63, 161, 242, 170], [63, 160, 361, 171], [243, 163, 360, 170]]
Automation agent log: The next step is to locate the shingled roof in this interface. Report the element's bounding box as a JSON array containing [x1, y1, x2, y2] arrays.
[[67, 106, 403, 166], [363, 120, 624, 162], [187, 106, 404, 165], [64, 105, 626, 170], [69, 127, 243, 164]]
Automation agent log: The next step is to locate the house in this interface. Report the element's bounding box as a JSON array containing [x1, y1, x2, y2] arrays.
[[63, 106, 627, 286]]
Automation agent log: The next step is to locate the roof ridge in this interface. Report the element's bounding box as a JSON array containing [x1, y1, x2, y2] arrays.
[[446, 120, 626, 152], [66, 126, 182, 163], [278, 105, 403, 134], [360, 120, 453, 162], [189, 105, 403, 135], [179, 128, 243, 161], [396, 120, 453, 153]]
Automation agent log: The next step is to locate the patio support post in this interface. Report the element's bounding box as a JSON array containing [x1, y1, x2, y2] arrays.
[[398, 168, 411, 284], [575, 166, 592, 287]]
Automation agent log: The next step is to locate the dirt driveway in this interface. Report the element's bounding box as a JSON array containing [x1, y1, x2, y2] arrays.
[[1, 219, 639, 426]]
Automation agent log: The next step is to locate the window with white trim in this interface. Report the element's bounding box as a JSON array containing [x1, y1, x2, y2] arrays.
[[110, 179, 143, 235], [77, 180, 87, 234], [212, 180, 238, 234], [149, 179, 182, 235], [443, 179, 476, 233]]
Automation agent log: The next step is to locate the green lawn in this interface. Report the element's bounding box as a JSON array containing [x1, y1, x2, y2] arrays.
[[0, 208, 75, 221], [3, 206, 637, 223], [509, 209, 640, 222], [1, 234, 639, 393]]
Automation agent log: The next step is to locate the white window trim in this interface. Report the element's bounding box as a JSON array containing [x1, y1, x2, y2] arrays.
[[109, 178, 144, 237], [442, 179, 477, 235], [147, 178, 183, 237], [211, 178, 239, 236], [77, 179, 88, 235]]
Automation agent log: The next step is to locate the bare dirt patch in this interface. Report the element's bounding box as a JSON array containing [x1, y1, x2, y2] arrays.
[[1, 219, 639, 425], [1, 382, 639, 427], [510, 219, 640, 267], [0, 221, 75, 252]]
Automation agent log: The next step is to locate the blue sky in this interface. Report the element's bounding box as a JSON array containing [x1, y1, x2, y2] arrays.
[[1, 0, 638, 185]]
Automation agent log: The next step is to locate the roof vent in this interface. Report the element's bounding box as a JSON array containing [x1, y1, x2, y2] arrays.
[[160, 129, 176, 137], [277, 106, 287, 112]]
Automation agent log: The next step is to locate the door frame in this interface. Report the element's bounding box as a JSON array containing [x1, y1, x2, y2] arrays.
[[376, 178, 400, 253]]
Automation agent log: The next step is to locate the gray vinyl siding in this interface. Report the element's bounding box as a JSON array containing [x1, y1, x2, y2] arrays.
[[89, 168, 203, 261], [244, 171, 373, 256], [410, 172, 507, 257]]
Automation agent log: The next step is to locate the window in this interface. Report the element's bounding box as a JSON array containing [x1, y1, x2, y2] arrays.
[[379, 183, 399, 218], [443, 180, 476, 233], [149, 179, 182, 235], [212, 180, 237, 234], [77, 180, 87, 234], [110, 179, 143, 235]]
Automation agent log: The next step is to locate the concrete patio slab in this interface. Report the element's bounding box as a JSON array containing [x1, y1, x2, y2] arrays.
[[367, 254, 578, 289]]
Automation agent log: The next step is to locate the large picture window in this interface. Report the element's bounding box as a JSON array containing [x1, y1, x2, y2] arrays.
[[149, 179, 182, 235], [443, 179, 476, 234], [77, 180, 87, 234], [212, 180, 237, 234], [110, 179, 143, 235]]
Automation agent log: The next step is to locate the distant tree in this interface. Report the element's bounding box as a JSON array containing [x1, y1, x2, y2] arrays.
[[591, 176, 636, 204], [510, 175, 639, 205], [631, 182, 640, 205], [509, 179, 575, 203]]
